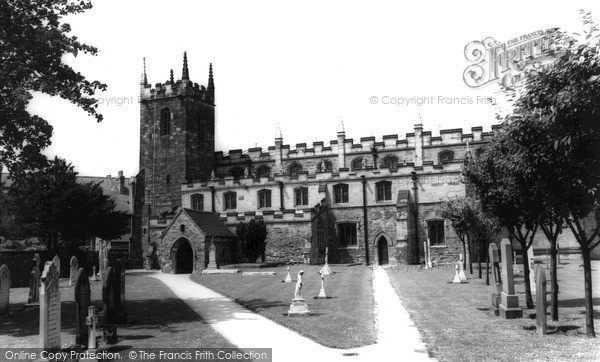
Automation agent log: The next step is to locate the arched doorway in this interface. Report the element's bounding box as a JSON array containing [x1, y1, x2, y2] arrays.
[[377, 237, 389, 265], [171, 238, 193, 274]]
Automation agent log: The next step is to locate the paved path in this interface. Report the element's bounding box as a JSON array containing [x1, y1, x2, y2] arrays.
[[149, 268, 433, 362]]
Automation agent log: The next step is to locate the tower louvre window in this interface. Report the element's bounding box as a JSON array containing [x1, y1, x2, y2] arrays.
[[160, 107, 171, 136]]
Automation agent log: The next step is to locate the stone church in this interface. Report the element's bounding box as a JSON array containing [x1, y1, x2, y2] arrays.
[[132, 53, 500, 273]]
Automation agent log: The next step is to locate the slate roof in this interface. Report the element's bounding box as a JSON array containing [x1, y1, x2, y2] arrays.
[[183, 209, 236, 238]]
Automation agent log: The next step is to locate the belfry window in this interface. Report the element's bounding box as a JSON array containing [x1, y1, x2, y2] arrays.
[[160, 108, 171, 136]]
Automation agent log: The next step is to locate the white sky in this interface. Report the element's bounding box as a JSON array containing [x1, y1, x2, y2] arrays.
[[26, 0, 600, 177]]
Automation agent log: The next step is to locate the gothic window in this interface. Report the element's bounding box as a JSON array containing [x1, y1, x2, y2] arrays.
[[224, 191, 237, 210], [289, 163, 303, 177], [191, 194, 204, 211], [382, 155, 399, 170], [351, 158, 364, 171], [333, 183, 349, 203], [295, 187, 309, 206], [256, 165, 270, 178], [338, 222, 357, 246], [438, 150, 455, 164], [258, 189, 272, 208], [427, 220, 445, 245], [228, 167, 244, 180], [376, 181, 392, 201], [160, 107, 171, 136]]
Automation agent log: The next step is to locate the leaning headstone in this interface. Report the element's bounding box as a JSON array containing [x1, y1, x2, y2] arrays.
[[206, 240, 218, 269], [320, 247, 332, 275], [317, 271, 328, 299], [40, 261, 61, 350], [52, 256, 61, 278], [489, 243, 502, 316], [452, 264, 462, 284], [536, 265, 547, 335], [0, 264, 11, 317], [284, 266, 293, 283], [288, 271, 310, 316], [69, 256, 78, 287], [499, 239, 523, 319], [458, 253, 467, 281], [74, 268, 90, 346]]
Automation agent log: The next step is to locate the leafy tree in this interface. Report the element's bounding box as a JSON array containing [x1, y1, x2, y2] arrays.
[[2, 157, 129, 254], [0, 0, 105, 172], [438, 196, 474, 271], [236, 220, 268, 263]]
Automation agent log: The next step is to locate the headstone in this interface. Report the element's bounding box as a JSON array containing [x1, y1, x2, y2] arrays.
[[40, 261, 61, 350], [91, 266, 98, 281], [536, 265, 547, 335], [527, 246, 536, 292], [320, 247, 331, 275], [0, 264, 11, 317], [27, 264, 41, 306], [458, 253, 467, 281], [512, 251, 521, 274], [98, 248, 105, 281], [452, 264, 462, 284], [317, 271, 328, 299], [52, 256, 61, 278], [489, 243, 502, 316], [74, 268, 90, 346], [499, 239, 523, 319], [288, 271, 310, 316], [86, 306, 98, 349], [102, 266, 127, 343], [206, 240, 218, 269], [284, 266, 293, 283], [69, 256, 78, 287]]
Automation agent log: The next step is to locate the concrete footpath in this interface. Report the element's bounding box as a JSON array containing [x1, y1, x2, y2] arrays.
[[150, 268, 434, 362]]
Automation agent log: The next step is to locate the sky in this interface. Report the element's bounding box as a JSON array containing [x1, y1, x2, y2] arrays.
[[26, 0, 600, 177]]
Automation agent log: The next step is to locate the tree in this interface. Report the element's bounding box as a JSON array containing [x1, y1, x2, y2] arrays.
[[3, 157, 129, 254], [497, 11, 600, 336], [236, 220, 268, 263], [0, 0, 105, 172], [438, 196, 474, 271]]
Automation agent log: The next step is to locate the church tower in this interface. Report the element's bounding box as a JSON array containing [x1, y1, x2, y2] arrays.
[[137, 53, 215, 219]]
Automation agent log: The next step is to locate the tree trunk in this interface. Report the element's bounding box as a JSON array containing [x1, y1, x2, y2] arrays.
[[485, 247, 490, 286], [582, 246, 596, 337], [462, 238, 467, 270], [467, 235, 473, 274], [477, 238, 483, 279], [520, 247, 534, 309], [550, 241, 559, 321]]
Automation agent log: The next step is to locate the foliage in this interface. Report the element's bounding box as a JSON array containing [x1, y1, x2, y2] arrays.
[[236, 219, 268, 262], [0, 0, 105, 172], [1, 157, 129, 253]]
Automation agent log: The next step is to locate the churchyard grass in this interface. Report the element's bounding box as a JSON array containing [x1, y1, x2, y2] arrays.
[[0, 271, 235, 349], [385, 260, 600, 361], [192, 264, 377, 349]]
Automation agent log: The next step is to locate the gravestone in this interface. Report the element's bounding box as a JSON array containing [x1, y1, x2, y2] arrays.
[[458, 253, 467, 281], [489, 243, 502, 316], [40, 261, 61, 350], [452, 264, 462, 284], [102, 266, 126, 343], [0, 264, 11, 317], [69, 256, 78, 287], [536, 265, 547, 335], [320, 247, 331, 275], [74, 268, 90, 346], [317, 271, 327, 299], [91, 266, 98, 282], [206, 240, 218, 269], [512, 251, 520, 274], [86, 306, 98, 349], [27, 264, 41, 306], [52, 256, 61, 278], [98, 248, 105, 281], [288, 271, 310, 316], [527, 247, 536, 292], [284, 266, 293, 283], [499, 239, 523, 319]]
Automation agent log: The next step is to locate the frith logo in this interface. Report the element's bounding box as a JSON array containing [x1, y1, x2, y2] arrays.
[[463, 29, 558, 89]]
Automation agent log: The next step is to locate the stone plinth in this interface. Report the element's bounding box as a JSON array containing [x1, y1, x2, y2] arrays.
[[499, 239, 522, 319], [288, 298, 310, 316]]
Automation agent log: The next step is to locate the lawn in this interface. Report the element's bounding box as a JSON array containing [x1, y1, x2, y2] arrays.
[[386, 260, 600, 361], [191, 264, 377, 349], [0, 271, 235, 351]]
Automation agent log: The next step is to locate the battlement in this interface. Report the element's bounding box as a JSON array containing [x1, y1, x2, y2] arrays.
[[140, 79, 212, 102]]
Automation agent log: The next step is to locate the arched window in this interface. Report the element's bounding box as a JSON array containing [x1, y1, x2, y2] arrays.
[[351, 157, 364, 171], [295, 187, 309, 206], [228, 167, 244, 180], [316, 159, 333, 172], [288, 163, 303, 177], [427, 220, 445, 245], [191, 194, 204, 211], [438, 150, 455, 164], [376, 181, 392, 201], [256, 165, 270, 178], [223, 191, 237, 210], [257, 189, 272, 208], [382, 155, 399, 170], [160, 107, 171, 136], [333, 183, 349, 203]]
